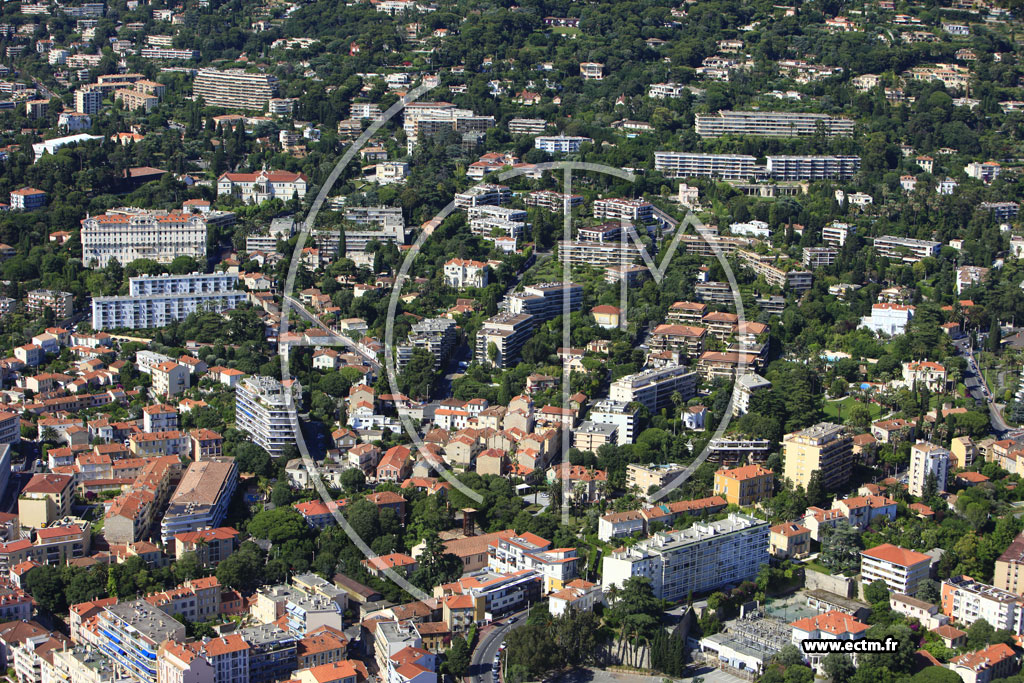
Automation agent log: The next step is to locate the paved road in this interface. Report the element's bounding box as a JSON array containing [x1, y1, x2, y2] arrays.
[[282, 295, 381, 369], [470, 610, 528, 683], [953, 336, 1009, 434]]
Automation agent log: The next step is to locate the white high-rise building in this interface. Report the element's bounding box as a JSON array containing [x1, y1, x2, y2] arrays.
[[80, 210, 207, 268], [908, 441, 950, 497], [602, 513, 769, 601], [235, 376, 302, 457]]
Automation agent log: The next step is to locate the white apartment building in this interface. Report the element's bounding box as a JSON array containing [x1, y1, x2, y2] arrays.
[[733, 373, 772, 416], [235, 376, 302, 457], [966, 161, 1001, 183], [193, 68, 278, 111], [589, 399, 638, 445], [941, 576, 1024, 635], [508, 118, 547, 135], [507, 282, 582, 322], [653, 152, 757, 180], [609, 365, 698, 413], [908, 441, 950, 496], [602, 513, 769, 601], [80, 210, 207, 268], [455, 184, 513, 208], [695, 110, 855, 137], [443, 258, 488, 289], [217, 170, 308, 204], [468, 205, 528, 240], [822, 222, 853, 247], [766, 155, 861, 180], [340, 206, 407, 253], [802, 247, 838, 268], [873, 235, 941, 262], [139, 47, 199, 59], [92, 273, 246, 329], [128, 272, 240, 295], [859, 303, 915, 335], [860, 544, 931, 595], [534, 135, 593, 153], [593, 198, 654, 223]]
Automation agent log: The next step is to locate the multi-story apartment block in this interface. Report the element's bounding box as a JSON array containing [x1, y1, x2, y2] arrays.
[[397, 318, 458, 371], [610, 364, 697, 412], [821, 221, 853, 247], [217, 170, 308, 204], [534, 135, 593, 153], [783, 422, 852, 491], [765, 155, 861, 180], [236, 376, 302, 457], [338, 206, 406, 253], [468, 205, 528, 240], [508, 118, 547, 135], [593, 198, 653, 223], [908, 441, 950, 497], [942, 576, 1024, 635], [601, 513, 769, 601], [860, 543, 931, 595], [18, 473, 73, 529], [625, 463, 687, 497], [680, 234, 749, 256], [92, 273, 246, 330], [524, 189, 583, 213], [556, 240, 647, 268], [873, 235, 941, 262], [589, 399, 638, 446], [653, 152, 757, 180], [95, 600, 187, 683], [454, 184, 512, 208], [74, 86, 103, 115], [649, 324, 706, 357], [115, 88, 158, 112], [507, 282, 582, 322], [27, 289, 73, 319], [996, 533, 1024, 596], [10, 187, 46, 210], [695, 110, 855, 137], [802, 247, 838, 268], [152, 361, 190, 398], [139, 47, 200, 60], [475, 312, 534, 368], [193, 69, 278, 110], [713, 464, 775, 506], [733, 372, 772, 416], [160, 458, 239, 544], [174, 526, 239, 566], [80, 210, 207, 268]]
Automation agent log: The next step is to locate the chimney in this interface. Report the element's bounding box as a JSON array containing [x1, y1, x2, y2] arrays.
[[461, 508, 477, 536]]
